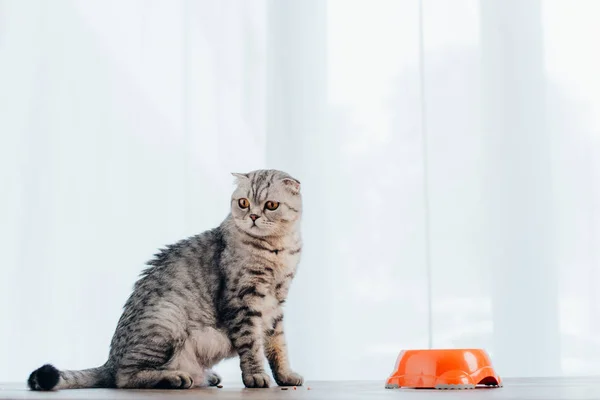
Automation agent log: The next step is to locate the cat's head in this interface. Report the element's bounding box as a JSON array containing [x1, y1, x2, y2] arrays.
[[230, 169, 302, 237]]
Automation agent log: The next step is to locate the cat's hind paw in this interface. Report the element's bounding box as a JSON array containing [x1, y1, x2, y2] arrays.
[[154, 372, 194, 389], [206, 370, 222, 387]]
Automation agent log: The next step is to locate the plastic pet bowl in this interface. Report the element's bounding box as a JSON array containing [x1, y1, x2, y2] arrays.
[[385, 349, 503, 390]]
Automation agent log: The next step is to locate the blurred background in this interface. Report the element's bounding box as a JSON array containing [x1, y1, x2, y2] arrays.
[[2, 0, 600, 383]]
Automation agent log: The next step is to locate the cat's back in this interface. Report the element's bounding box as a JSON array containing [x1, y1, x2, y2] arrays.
[[117, 228, 226, 326], [109, 227, 227, 361], [136, 227, 226, 300]]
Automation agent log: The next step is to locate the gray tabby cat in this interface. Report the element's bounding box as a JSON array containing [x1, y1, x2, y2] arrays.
[[28, 169, 304, 390]]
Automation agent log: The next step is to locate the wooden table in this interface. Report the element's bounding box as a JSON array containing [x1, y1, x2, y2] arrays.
[[2, 378, 600, 399]]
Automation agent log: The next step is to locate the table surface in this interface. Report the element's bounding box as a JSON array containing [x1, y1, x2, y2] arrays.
[[2, 378, 600, 400]]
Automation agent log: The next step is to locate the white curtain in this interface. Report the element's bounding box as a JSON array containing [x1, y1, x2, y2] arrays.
[[1, 0, 600, 383]]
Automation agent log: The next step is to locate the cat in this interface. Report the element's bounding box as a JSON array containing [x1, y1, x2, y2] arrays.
[[28, 169, 304, 390]]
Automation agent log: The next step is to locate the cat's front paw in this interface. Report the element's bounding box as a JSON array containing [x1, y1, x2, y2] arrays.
[[274, 371, 304, 387], [242, 372, 271, 388]]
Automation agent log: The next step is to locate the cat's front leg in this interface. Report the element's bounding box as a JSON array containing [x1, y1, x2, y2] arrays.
[[264, 312, 303, 386], [228, 287, 272, 388]]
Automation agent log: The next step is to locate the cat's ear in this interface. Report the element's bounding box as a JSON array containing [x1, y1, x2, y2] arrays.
[[281, 177, 301, 194], [231, 172, 249, 184]]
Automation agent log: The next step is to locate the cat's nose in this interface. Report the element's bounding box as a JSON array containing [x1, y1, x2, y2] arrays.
[[250, 214, 260, 221]]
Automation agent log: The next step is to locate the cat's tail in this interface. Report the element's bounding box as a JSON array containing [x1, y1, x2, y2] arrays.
[[28, 363, 112, 390]]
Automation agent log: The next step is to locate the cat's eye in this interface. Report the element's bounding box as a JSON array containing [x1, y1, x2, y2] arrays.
[[265, 201, 279, 211], [238, 198, 250, 209]]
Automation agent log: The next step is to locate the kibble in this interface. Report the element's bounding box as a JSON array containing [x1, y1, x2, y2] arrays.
[[293, 386, 297, 390], [281, 387, 289, 390], [217, 385, 223, 389]]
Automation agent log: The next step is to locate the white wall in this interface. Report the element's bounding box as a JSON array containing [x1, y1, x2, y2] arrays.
[[1, 0, 600, 383]]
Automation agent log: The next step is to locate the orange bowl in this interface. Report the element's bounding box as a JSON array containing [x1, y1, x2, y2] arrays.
[[385, 349, 502, 390]]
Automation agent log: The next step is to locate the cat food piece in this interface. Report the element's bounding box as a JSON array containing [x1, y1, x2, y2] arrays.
[[307, 387, 312, 390], [293, 386, 297, 390], [281, 387, 289, 390], [217, 385, 223, 389]]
